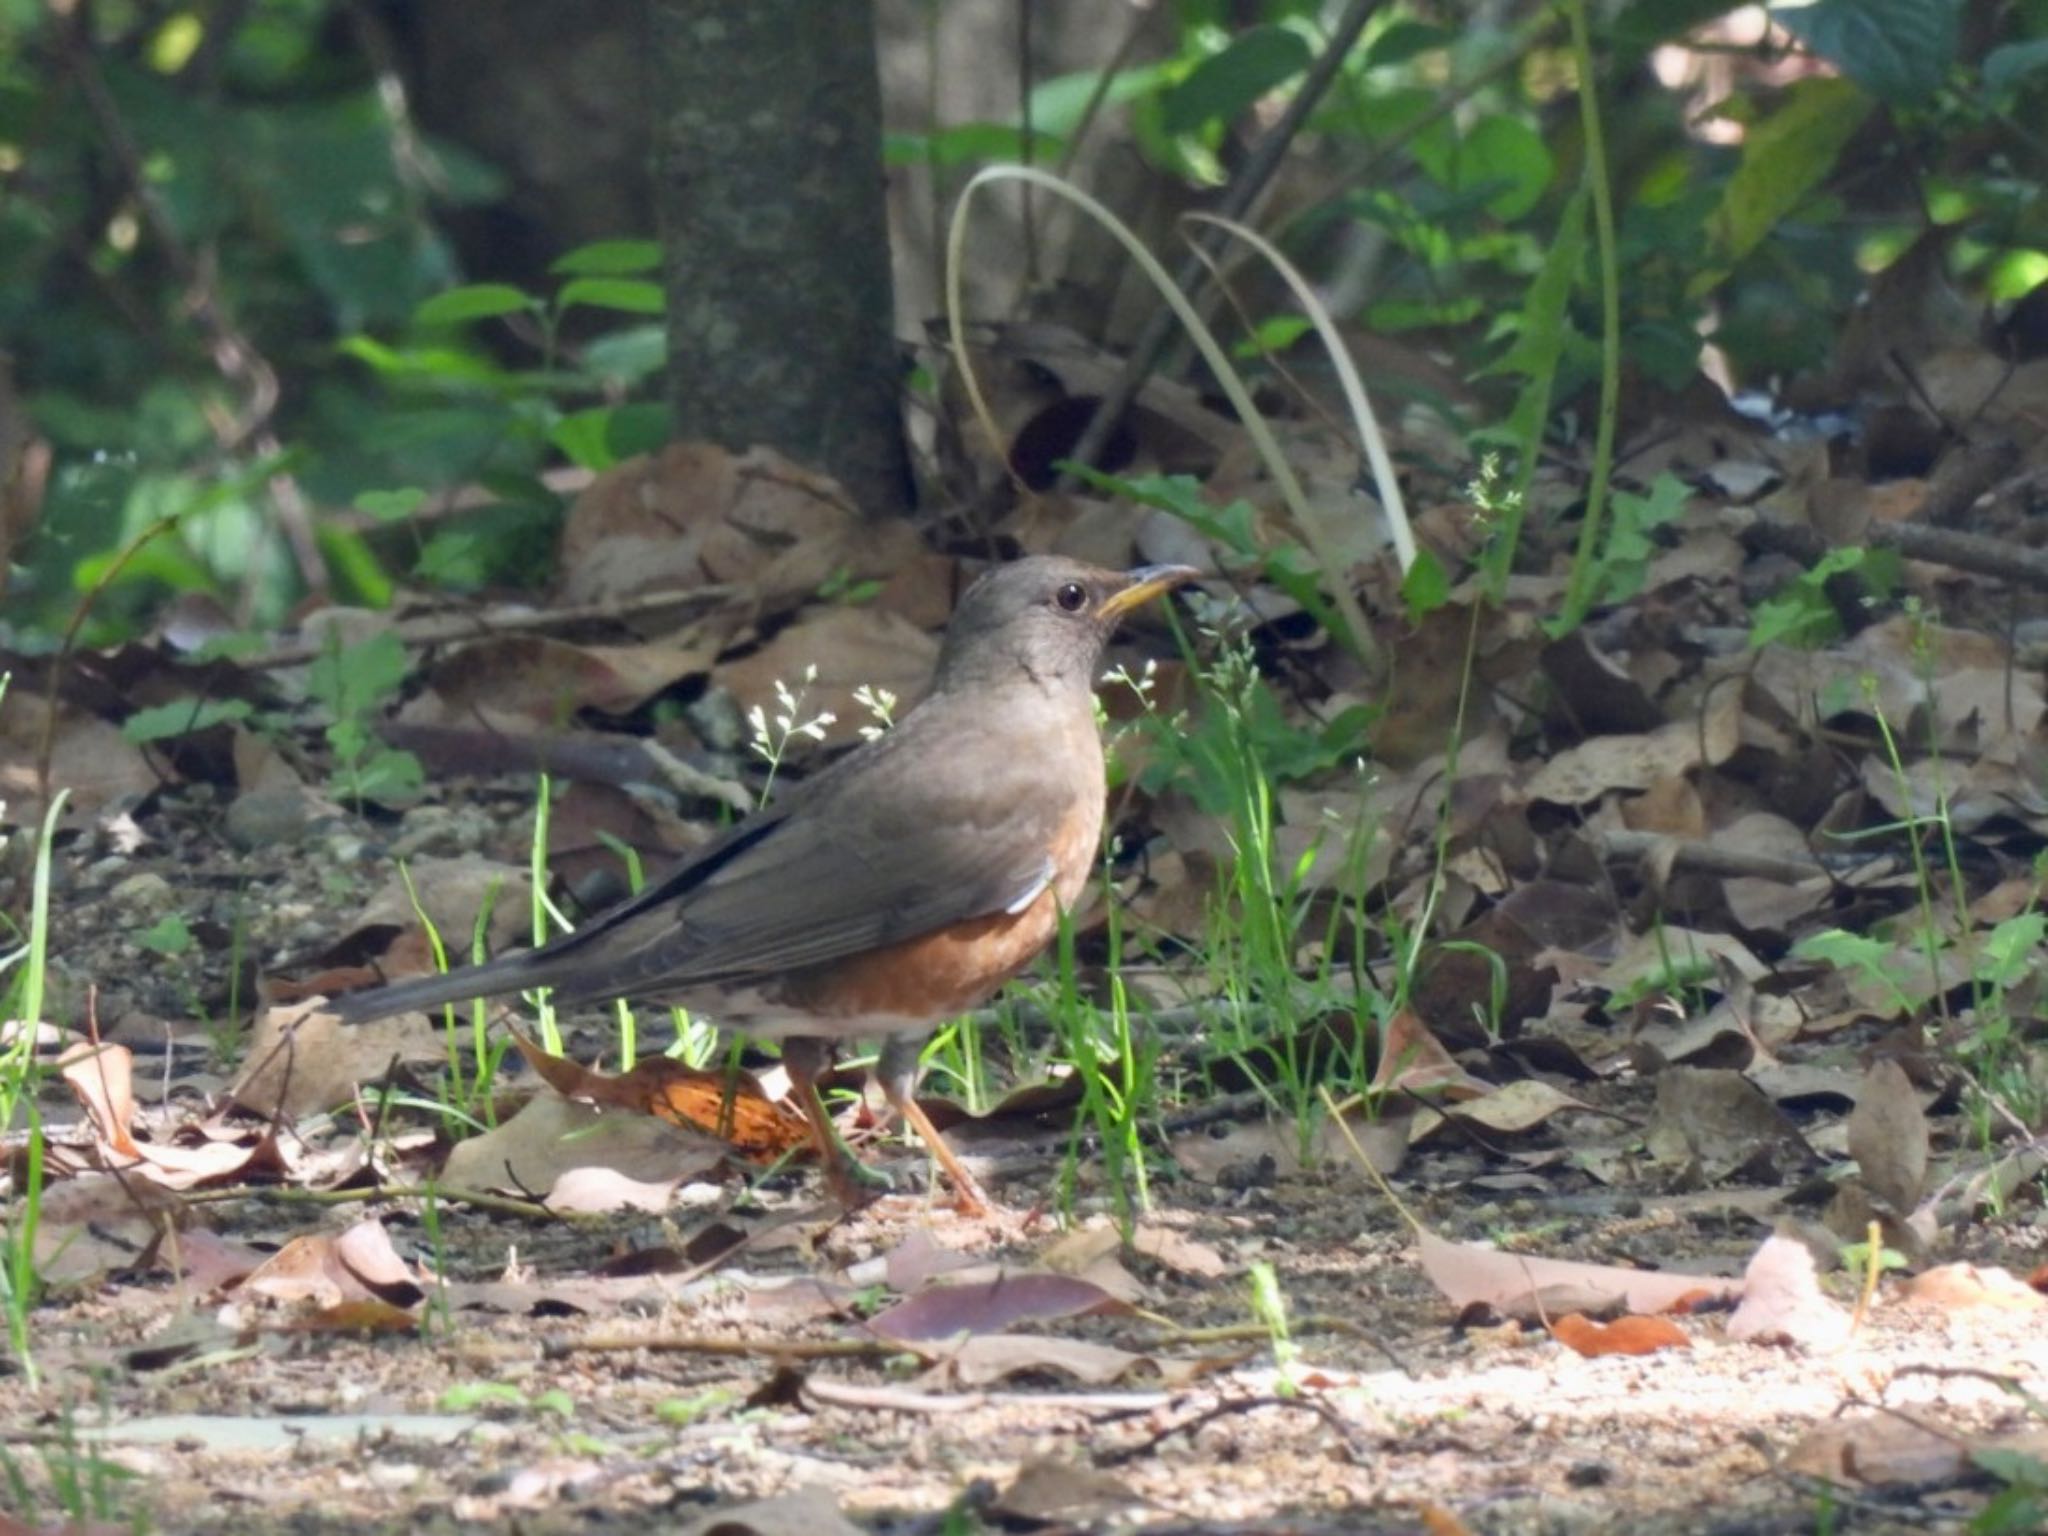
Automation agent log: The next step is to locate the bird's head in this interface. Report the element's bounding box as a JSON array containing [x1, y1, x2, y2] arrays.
[[933, 556, 1201, 695]]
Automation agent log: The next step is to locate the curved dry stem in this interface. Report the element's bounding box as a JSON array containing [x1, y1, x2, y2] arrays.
[[1181, 211, 1416, 574], [945, 163, 1376, 665]]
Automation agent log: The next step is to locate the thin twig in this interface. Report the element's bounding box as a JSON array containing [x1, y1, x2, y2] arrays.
[[1093, 1391, 1372, 1468]]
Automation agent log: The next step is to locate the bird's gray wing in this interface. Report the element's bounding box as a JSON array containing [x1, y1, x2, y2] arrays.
[[541, 700, 1091, 1005]]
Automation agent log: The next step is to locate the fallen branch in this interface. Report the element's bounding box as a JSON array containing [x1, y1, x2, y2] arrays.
[[1743, 514, 2048, 593]]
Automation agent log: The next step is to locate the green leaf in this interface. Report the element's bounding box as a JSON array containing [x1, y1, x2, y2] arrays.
[[1708, 77, 1873, 267], [123, 696, 253, 743], [1363, 21, 1454, 68], [1027, 63, 1172, 138], [308, 631, 408, 717], [551, 409, 618, 471], [1773, 0, 1958, 105], [413, 283, 535, 327], [1455, 115, 1555, 221], [138, 914, 194, 957], [1232, 313, 1312, 357], [1981, 912, 2047, 990], [1160, 26, 1312, 135], [556, 277, 665, 315], [1400, 547, 1451, 620], [350, 747, 424, 805], [1985, 38, 2048, 94], [883, 123, 1064, 168], [550, 239, 662, 277], [581, 323, 667, 386], [353, 487, 428, 522]]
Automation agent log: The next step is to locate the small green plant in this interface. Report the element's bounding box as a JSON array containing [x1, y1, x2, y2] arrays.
[[1131, 627, 1377, 1144], [1047, 878, 1160, 1233], [1747, 547, 1902, 650], [1246, 1259, 1300, 1396], [307, 628, 423, 810], [438, 1380, 576, 1420], [0, 1401, 144, 1531], [1, 782, 67, 1385]]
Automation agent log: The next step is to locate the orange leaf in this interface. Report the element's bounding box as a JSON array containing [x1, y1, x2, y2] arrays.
[[508, 1030, 806, 1162], [1549, 1313, 1690, 1357]]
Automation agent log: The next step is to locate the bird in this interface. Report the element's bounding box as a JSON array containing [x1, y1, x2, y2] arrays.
[[324, 556, 1200, 1214]]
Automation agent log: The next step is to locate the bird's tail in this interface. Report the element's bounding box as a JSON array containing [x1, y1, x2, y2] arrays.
[[323, 948, 561, 1025]]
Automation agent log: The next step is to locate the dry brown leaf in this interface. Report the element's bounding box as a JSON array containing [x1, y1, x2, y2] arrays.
[[1904, 1263, 2048, 1313], [865, 1273, 1129, 1342], [715, 603, 940, 748], [1645, 1066, 1815, 1184], [0, 691, 158, 817], [1846, 1057, 1929, 1213], [987, 1457, 1146, 1525], [1783, 1410, 1971, 1487], [57, 1040, 140, 1161], [1415, 1227, 1741, 1319], [678, 1486, 866, 1536], [229, 999, 442, 1121], [1171, 1105, 1411, 1184], [1524, 686, 1741, 805], [1436, 1079, 1591, 1136], [1371, 1008, 1490, 1100], [930, 1334, 1233, 1390], [405, 630, 726, 728], [440, 1091, 726, 1195]]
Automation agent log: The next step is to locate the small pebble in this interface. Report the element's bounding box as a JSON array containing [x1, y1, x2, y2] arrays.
[[224, 789, 313, 851]]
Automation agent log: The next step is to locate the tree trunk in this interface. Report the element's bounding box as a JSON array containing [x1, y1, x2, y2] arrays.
[[650, 0, 911, 519]]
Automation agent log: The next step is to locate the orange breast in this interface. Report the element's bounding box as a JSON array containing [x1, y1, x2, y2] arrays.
[[785, 885, 1066, 1024], [782, 796, 1102, 1026]]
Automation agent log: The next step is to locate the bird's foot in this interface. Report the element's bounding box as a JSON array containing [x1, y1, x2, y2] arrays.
[[819, 1145, 897, 1211], [822, 1142, 992, 1218]]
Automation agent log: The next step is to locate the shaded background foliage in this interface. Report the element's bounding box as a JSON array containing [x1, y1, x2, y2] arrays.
[[1, 0, 2044, 642]]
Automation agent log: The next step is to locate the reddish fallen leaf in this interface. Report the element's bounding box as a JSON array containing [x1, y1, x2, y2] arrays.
[[57, 1040, 141, 1161], [1905, 1263, 2047, 1313], [1416, 1227, 1742, 1319], [866, 1272, 1129, 1342], [282, 1297, 419, 1335], [1371, 1008, 1490, 1100], [239, 1219, 421, 1310], [509, 1029, 806, 1162], [1417, 1503, 1479, 1536], [1549, 1313, 1690, 1357]]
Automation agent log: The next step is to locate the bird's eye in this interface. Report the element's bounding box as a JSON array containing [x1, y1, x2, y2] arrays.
[[1054, 581, 1088, 613]]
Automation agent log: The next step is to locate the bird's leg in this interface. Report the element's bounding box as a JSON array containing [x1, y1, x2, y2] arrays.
[[781, 1036, 892, 1209], [876, 1033, 991, 1217]]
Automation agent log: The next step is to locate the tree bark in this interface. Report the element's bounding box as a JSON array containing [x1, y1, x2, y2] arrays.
[[651, 0, 911, 519]]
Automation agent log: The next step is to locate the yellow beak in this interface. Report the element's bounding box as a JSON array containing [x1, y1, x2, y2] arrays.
[[1098, 564, 1202, 622]]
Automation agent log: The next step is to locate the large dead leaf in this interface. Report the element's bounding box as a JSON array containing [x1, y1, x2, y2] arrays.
[[0, 690, 158, 817], [508, 1029, 806, 1163], [1646, 1066, 1816, 1184], [866, 1273, 1130, 1342], [230, 999, 443, 1121], [1415, 1226, 1740, 1319], [440, 1091, 726, 1197], [715, 603, 940, 749], [1523, 686, 1741, 805], [1846, 1057, 1929, 1213]]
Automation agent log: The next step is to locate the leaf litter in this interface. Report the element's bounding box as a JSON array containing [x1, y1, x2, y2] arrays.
[[15, 200, 2048, 1536]]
